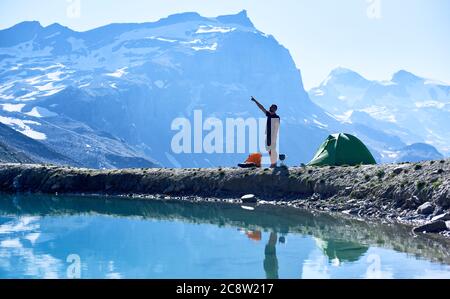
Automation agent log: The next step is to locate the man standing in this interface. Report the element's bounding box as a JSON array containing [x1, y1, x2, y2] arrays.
[[251, 96, 280, 168]]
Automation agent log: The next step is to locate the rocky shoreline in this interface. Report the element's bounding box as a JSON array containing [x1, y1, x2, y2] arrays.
[[0, 160, 449, 236]]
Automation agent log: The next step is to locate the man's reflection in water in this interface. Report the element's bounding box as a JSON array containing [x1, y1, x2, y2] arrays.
[[263, 232, 279, 279], [243, 229, 280, 279]]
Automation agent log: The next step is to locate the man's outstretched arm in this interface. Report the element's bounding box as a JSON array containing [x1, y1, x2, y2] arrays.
[[251, 96, 268, 114]]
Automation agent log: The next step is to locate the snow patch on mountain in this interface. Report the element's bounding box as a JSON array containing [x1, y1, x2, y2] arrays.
[[415, 101, 447, 109], [147, 36, 178, 43], [0, 116, 46, 140], [106, 67, 128, 78], [180, 39, 202, 45], [334, 110, 354, 123], [360, 106, 398, 123], [192, 42, 218, 51], [29, 63, 65, 71], [195, 25, 236, 34], [1, 103, 25, 113], [25, 107, 58, 118], [313, 119, 328, 128]]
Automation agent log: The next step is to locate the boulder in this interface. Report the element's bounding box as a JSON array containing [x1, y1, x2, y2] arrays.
[[413, 221, 447, 233], [431, 213, 450, 222], [241, 194, 257, 203], [416, 202, 435, 215], [393, 168, 403, 175], [403, 196, 420, 209], [310, 193, 321, 201]]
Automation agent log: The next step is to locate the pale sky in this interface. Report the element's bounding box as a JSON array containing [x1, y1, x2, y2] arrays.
[[0, 0, 449, 89]]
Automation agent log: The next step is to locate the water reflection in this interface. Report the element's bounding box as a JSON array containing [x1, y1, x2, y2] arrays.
[[317, 239, 368, 263], [241, 229, 370, 279], [0, 194, 449, 278], [264, 232, 278, 279]]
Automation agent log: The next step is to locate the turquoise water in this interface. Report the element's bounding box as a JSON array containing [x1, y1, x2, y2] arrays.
[[0, 194, 449, 279]]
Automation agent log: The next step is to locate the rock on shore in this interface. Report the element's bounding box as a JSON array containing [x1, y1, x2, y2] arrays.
[[0, 160, 448, 233]]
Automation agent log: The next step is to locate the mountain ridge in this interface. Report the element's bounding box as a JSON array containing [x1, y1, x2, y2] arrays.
[[309, 67, 450, 160], [1, 13, 445, 167], [0, 122, 75, 165], [1, 10, 255, 34]]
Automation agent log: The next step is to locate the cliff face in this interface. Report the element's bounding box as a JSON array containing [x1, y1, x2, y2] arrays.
[[0, 159, 448, 222]]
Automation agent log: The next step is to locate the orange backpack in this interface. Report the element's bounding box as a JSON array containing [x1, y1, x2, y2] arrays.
[[245, 153, 262, 167]]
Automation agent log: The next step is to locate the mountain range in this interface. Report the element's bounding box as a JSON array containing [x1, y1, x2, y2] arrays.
[[0, 122, 74, 164], [0, 11, 447, 168], [309, 67, 450, 160]]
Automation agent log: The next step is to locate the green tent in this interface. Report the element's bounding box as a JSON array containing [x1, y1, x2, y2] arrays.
[[308, 133, 376, 166]]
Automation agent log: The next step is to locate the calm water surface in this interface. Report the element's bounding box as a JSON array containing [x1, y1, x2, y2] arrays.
[[0, 194, 449, 279]]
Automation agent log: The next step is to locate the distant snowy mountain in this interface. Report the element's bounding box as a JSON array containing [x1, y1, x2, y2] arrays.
[[309, 67, 450, 160], [395, 143, 443, 163], [0, 11, 430, 167], [0, 122, 74, 164]]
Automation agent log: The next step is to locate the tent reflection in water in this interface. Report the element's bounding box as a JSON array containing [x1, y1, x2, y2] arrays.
[[314, 238, 369, 264], [308, 133, 376, 166]]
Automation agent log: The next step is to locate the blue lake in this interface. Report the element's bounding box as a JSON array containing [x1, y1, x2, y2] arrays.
[[0, 194, 449, 279]]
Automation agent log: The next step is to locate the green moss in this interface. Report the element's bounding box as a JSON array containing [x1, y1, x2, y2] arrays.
[[416, 181, 426, 190], [432, 180, 442, 189], [376, 169, 385, 179]]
